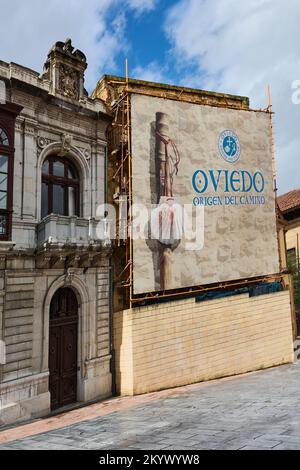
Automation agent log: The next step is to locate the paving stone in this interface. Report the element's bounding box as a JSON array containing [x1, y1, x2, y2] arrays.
[[239, 445, 276, 450], [272, 443, 300, 450], [2, 364, 300, 450]]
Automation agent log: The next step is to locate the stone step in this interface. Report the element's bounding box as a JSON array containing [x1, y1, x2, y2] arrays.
[[0, 401, 31, 426]]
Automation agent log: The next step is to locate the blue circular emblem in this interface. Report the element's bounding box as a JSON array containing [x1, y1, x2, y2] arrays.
[[219, 130, 240, 163]]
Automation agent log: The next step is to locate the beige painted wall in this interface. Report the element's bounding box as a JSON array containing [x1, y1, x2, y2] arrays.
[[114, 290, 294, 396], [285, 219, 300, 255]]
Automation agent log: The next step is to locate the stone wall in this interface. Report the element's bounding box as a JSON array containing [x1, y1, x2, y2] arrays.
[[114, 289, 294, 396], [0, 261, 112, 425], [3, 270, 35, 383]]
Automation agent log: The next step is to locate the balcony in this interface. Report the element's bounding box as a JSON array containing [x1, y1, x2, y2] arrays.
[[36, 214, 111, 268]]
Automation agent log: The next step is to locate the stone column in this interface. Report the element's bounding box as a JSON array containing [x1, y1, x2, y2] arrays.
[[22, 119, 38, 220]]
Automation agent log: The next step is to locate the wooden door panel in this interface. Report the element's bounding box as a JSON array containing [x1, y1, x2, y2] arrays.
[[49, 326, 60, 409], [49, 288, 78, 410], [62, 324, 77, 373], [61, 375, 77, 406], [49, 327, 60, 375], [49, 376, 60, 409]]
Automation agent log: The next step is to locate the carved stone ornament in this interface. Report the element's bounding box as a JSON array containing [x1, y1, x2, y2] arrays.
[[59, 64, 79, 100], [63, 38, 74, 54], [58, 134, 73, 157], [37, 136, 55, 150], [36, 136, 58, 157], [64, 269, 75, 286], [77, 147, 90, 160]]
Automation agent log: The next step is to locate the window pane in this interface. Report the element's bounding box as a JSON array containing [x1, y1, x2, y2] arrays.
[[0, 191, 7, 209], [0, 155, 8, 173], [0, 174, 7, 192], [41, 182, 48, 219], [68, 186, 76, 216], [53, 160, 65, 177], [0, 214, 7, 235], [68, 166, 77, 179], [53, 184, 64, 215], [0, 129, 9, 146], [42, 159, 49, 174]]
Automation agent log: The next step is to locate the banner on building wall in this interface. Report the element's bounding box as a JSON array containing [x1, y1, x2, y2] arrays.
[[130, 93, 279, 295]]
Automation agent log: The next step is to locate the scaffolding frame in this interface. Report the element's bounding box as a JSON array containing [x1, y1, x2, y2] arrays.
[[108, 61, 134, 308]]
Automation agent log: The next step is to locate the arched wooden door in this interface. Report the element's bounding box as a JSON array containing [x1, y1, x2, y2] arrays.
[[49, 287, 78, 410]]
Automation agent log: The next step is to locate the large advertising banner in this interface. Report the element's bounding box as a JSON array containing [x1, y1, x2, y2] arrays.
[[131, 93, 279, 295]]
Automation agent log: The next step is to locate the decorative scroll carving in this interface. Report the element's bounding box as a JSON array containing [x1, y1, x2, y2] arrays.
[[37, 135, 91, 164], [36, 136, 57, 157], [77, 146, 90, 160], [37, 136, 55, 150]]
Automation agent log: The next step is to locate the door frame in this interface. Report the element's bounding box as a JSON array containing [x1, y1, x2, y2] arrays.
[[49, 287, 79, 409], [41, 274, 94, 404]]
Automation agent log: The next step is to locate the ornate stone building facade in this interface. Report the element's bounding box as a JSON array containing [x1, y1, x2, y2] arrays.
[[0, 40, 112, 424]]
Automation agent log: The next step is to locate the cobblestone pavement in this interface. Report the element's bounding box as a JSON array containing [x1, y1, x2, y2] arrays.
[[1, 364, 300, 450]]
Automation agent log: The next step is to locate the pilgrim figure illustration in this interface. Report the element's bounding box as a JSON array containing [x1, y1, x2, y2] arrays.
[[150, 112, 183, 290]]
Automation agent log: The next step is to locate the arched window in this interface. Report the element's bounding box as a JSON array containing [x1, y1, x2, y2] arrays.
[[41, 156, 80, 219], [50, 287, 78, 320], [0, 125, 12, 239], [0, 128, 9, 146], [0, 103, 22, 241]]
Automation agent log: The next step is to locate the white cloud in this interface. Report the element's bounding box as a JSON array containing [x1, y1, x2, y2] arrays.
[[0, 0, 156, 92], [126, 0, 157, 14], [0, 0, 119, 90], [165, 0, 300, 194], [132, 62, 168, 83]]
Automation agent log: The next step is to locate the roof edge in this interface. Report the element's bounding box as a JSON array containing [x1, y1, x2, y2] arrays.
[[95, 74, 250, 107]]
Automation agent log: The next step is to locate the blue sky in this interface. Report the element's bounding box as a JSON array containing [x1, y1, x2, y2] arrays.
[[101, 0, 201, 88], [1, 0, 300, 194], [113, 1, 170, 77]]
